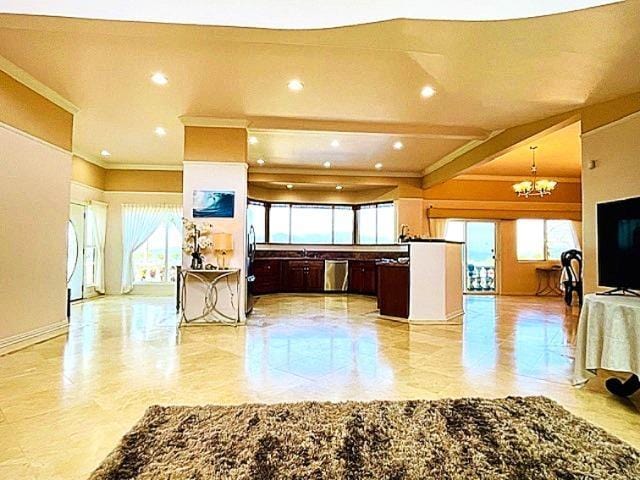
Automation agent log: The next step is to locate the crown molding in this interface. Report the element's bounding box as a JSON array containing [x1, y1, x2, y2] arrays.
[[421, 129, 504, 176], [180, 116, 249, 128], [105, 163, 183, 171], [456, 174, 581, 183], [0, 55, 79, 115], [248, 166, 422, 178]]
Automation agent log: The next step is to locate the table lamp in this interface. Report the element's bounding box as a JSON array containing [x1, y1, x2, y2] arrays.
[[213, 232, 233, 269]]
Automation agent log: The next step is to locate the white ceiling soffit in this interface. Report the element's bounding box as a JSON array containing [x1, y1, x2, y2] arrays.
[[0, 0, 622, 29]]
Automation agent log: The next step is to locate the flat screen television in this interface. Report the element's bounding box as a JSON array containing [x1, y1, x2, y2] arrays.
[[597, 196, 640, 294]]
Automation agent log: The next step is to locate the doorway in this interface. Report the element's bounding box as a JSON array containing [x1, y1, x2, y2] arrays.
[[446, 220, 498, 293], [67, 203, 86, 301]]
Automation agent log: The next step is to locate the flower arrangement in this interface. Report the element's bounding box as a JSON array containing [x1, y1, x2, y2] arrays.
[[182, 218, 214, 270]]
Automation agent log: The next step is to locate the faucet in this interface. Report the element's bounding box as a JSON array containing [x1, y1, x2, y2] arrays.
[[399, 224, 410, 243]]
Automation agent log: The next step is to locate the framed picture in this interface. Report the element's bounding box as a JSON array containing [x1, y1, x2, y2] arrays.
[[192, 190, 235, 218]]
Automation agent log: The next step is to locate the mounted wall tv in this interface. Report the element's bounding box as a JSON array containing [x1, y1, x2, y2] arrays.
[[597, 196, 640, 296]]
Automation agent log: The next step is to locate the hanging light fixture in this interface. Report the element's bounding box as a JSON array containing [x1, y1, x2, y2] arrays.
[[512, 146, 557, 197]]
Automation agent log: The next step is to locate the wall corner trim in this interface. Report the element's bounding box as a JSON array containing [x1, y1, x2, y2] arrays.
[[0, 55, 79, 114], [0, 320, 69, 356]]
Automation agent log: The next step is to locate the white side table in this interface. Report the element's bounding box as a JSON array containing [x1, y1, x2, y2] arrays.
[[573, 293, 640, 396], [178, 268, 242, 326]]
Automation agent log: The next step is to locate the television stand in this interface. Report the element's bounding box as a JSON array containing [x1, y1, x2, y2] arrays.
[[596, 288, 640, 297]]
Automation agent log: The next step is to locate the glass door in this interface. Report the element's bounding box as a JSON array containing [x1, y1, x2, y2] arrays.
[[67, 203, 85, 301], [446, 220, 497, 293]]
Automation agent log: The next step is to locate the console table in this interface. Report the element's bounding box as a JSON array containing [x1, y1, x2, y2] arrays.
[[573, 293, 640, 397], [177, 267, 242, 326]]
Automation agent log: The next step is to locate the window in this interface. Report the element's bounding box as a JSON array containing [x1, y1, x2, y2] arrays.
[[257, 200, 392, 245], [132, 221, 182, 283], [84, 215, 96, 287], [247, 201, 266, 243], [357, 203, 395, 244], [268, 203, 356, 244], [516, 219, 578, 261], [291, 205, 333, 243], [269, 204, 291, 243], [333, 206, 355, 244]]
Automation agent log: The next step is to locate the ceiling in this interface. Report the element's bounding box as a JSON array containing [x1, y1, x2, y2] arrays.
[[247, 130, 468, 173], [0, 1, 639, 171], [0, 1, 620, 28], [465, 122, 582, 178]]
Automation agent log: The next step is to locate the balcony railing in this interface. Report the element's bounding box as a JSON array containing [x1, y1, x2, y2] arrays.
[[466, 264, 496, 292]]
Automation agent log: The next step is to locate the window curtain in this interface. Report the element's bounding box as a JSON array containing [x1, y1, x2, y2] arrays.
[[87, 201, 108, 294], [570, 220, 582, 250], [428, 218, 449, 239], [121, 204, 178, 293], [167, 205, 183, 231]]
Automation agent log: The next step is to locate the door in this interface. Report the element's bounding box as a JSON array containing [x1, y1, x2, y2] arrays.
[[447, 220, 497, 293], [465, 222, 497, 293], [67, 203, 86, 301]]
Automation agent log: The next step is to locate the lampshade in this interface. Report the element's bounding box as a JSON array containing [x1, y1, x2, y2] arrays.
[[213, 232, 233, 251]]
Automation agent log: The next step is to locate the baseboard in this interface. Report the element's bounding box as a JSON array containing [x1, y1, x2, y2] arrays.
[[0, 320, 69, 356]]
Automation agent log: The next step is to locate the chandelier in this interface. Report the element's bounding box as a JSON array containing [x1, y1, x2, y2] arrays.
[[512, 146, 557, 197]]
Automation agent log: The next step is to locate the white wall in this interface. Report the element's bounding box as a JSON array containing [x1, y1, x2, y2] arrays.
[[182, 161, 248, 320], [582, 114, 640, 292], [0, 124, 71, 351], [103, 191, 183, 295]]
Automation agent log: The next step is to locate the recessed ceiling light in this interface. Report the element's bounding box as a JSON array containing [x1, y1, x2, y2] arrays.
[[154, 126, 167, 137], [287, 79, 304, 91], [323, 161, 331, 168], [336, 185, 343, 191], [393, 141, 404, 150], [286, 184, 294, 190], [151, 72, 168, 85], [331, 139, 340, 148], [375, 163, 383, 170], [249, 136, 258, 145], [257, 158, 265, 165], [100, 149, 111, 157], [421, 85, 436, 98]]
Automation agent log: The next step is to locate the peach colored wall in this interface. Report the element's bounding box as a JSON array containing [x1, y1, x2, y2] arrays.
[[0, 124, 71, 345], [71, 155, 106, 190], [0, 70, 73, 151], [184, 126, 247, 162], [581, 114, 640, 293], [104, 169, 183, 193]]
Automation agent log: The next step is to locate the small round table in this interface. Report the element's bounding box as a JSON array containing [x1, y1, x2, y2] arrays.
[[535, 266, 563, 296]]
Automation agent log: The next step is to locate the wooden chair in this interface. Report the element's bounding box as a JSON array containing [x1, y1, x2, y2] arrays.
[[561, 249, 583, 306]]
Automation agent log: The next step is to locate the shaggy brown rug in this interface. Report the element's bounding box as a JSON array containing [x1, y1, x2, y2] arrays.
[[90, 396, 639, 479]]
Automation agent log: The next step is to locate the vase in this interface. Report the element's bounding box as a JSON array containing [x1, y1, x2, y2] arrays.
[[191, 253, 203, 270]]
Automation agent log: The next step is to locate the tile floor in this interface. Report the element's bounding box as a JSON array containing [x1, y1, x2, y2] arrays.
[[1, 294, 639, 479]]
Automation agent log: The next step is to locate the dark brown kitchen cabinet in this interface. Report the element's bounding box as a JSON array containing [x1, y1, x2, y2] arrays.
[[284, 260, 325, 293], [377, 263, 409, 318], [252, 259, 282, 294], [349, 261, 377, 295]]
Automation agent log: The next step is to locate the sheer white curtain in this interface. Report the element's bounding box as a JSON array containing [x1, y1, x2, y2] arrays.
[[570, 220, 582, 250], [167, 205, 183, 231], [87, 201, 108, 294], [121, 204, 176, 293], [429, 218, 449, 239]]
